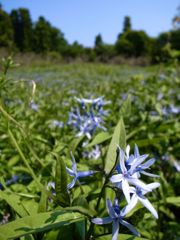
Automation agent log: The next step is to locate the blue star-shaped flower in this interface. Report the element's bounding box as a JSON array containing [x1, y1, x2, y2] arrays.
[[121, 182, 160, 219], [92, 198, 140, 240], [66, 152, 95, 189], [110, 145, 151, 203]]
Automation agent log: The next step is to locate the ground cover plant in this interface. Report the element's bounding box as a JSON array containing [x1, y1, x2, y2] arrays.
[[0, 57, 179, 240]]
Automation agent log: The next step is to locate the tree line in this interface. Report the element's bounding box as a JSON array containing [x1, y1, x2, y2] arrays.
[[0, 6, 180, 63]]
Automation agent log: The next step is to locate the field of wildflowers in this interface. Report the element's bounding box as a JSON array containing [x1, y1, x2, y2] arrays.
[[0, 57, 179, 240]]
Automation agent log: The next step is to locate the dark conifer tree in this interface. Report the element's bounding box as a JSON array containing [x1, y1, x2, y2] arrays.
[[10, 8, 33, 51], [94, 34, 103, 48], [33, 16, 52, 53], [50, 26, 68, 53], [0, 7, 14, 48], [123, 16, 132, 33]]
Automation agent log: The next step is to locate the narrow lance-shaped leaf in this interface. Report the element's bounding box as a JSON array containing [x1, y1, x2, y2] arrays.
[[74, 220, 86, 240], [119, 94, 131, 117], [38, 190, 47, 213], [70, 135, 84, 152], [0, 191, 29, 217], [165, 196, 180, 207], [0, 210, 83, 240], [105, 118, 126, 174], [87, 132, 111, 147], [55, 154, 70, 207]]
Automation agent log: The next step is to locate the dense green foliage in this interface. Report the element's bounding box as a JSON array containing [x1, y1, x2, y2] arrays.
[[0, 6, 180, 63], [10, 8, 33, 51], [0, 58, 179, 239], [122, 16, 132, 33], [0, 8, 14, 48]]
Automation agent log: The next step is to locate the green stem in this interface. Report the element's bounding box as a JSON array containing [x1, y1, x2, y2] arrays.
[[76, 180, 85, 195], [8, 128, 57, 203], [86, 148, 119, 240], [24, 137, 45, 167], [0, 104, 22, 129], [0, 103, 44, 167]]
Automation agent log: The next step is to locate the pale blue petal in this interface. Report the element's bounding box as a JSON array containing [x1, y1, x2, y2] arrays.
[[120, 219, 140, 237], [120, 195, 138, 217], [122, 179, 130, 203], [114, 198, 119, 208], [47, 181, 55, 189], [77, 170, 95, 178], [126, 154, 135, 165], [132, 172, 140, 179], [113, 198, 120, 215], [66, 167, 76, 177], [141, 182, 160, 195], [70, 152, 77, 172], [129, 186, 136, 194], [130, 154, 149, 172], [110, 174, 123, 183], [134, 144, 140, 158], [113, 181, 122, 189], [112, 220, 119, 240], [126, 145, 130, 159], [138, 196, 158, 219], [128, 178, 151, 192], [92, 217, 112, 225], [118, 146, 127, 173], [140, 158, 155, 169], [86, 132, 92, 139], [67, 177, 77, 189], [106, 199, 117, 218], [141, 171, 159, 178], [76, 131, 83, 138], [146, 182, 160, 190]]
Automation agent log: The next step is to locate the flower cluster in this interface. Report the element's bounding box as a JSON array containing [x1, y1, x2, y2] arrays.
[[82, 145, 101, 160], [162, 104, 180, 116], [110, 145, 160, 218], [92, 144, 160, 240], [50, 120, 64, 128], [67, 97, 110, 139], [65, 144, 160, 240]]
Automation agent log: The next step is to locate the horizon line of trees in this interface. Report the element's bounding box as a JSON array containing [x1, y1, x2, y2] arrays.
[[0, 5, 180, 63]]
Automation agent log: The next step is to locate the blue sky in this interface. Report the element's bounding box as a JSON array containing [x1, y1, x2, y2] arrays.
[[1, 0, 179, 46]]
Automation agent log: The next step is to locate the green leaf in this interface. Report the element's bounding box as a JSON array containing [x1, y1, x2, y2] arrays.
[[96, 233, 148, 240], [70, 135, 84, 152], [21, 199, 38, 216], [166, 196, 180, 207], [87, 132, 111, 147], [38, 190, 47, 213], [7, 155, 20, 167], [64, 205, 96, 218], [104, 118, 126, 173], [126, 125, 146, 140], [0, 210, 83, 240], [0, 191, 29, 217], [72, 195, 89, 209], [74, 220, 86, 240], [20, 235, 35, 240], [55, 155, 70, 207], [119, 94, 131, 117], [133, 137, 167, 147], [159, 206, 175, 219]]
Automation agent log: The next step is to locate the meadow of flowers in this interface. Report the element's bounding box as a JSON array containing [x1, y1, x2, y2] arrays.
[[0, 57, 179, 240]]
